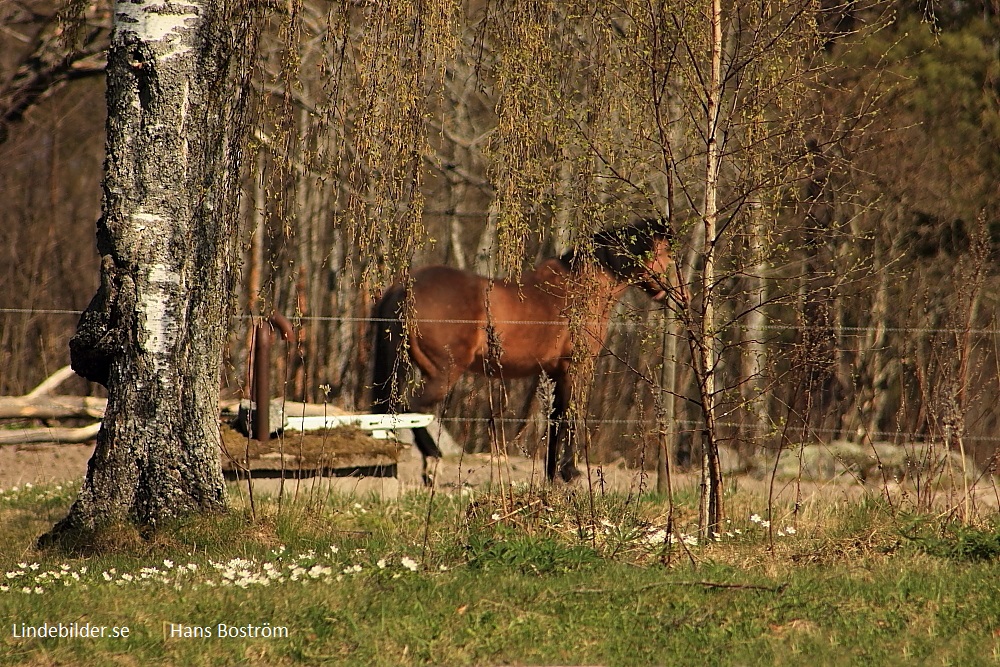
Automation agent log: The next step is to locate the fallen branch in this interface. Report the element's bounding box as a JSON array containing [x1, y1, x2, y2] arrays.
[[0, 422, 101, 445], [638, 580, 788, 593], [25, 365, 78, 398], [0, 395, 107, 420]]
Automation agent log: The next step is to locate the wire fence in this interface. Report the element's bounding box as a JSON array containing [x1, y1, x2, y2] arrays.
[[4, 306, 1000, 451], [5, 308, 1000, 337]]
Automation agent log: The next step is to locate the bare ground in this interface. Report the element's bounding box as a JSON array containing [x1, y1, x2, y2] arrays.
[[2, 439, 997, 514], [0, 438, 674, 495]]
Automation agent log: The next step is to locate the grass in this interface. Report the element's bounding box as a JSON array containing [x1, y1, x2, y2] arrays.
[[1, 478, 1000, 665]]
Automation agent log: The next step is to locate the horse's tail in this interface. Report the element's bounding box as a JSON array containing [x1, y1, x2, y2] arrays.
[[371, 284, 407, 414]]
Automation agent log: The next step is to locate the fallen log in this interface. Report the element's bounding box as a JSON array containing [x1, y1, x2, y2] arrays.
[[0, 366, 107, 420], [2, 368, 432, 450], [0, 397, 352, 422], [0, 395, 108, 420], [0, 422, 101, 445]]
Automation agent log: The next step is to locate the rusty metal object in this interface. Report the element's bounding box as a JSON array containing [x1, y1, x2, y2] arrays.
[[251, 313, 295, 441]]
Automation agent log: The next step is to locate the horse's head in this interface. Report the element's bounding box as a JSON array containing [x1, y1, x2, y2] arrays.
[[591, 218, 673, 302], [635, 234, 672, 302]]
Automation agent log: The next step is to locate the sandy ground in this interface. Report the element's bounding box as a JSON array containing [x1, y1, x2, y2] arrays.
[[3, 440, 996, 513], [0, 443, 96, 490], [0, 440, 664, 498]]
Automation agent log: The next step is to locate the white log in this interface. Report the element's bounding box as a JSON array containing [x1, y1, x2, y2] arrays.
[[25, 366, 79, 399]]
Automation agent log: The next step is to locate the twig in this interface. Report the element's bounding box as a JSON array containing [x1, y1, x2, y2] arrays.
[[569, 580, 787, 595], [640, 580, 787, 593]]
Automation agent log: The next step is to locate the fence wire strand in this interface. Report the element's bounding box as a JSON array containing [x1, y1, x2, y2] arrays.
[[5, 307, 1000, 446], [6, 308, 1000, 336]]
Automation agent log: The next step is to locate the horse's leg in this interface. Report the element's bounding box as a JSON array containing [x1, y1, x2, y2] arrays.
[[410, 427, 442, 459], [546, 372, 580, 482], [407, 367, 460, 485]]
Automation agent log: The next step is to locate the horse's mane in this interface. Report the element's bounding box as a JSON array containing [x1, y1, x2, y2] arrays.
[[558, 218, 671, 282]]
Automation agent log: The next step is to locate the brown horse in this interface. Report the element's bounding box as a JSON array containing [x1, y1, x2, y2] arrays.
[[371, 218, 673, 482]]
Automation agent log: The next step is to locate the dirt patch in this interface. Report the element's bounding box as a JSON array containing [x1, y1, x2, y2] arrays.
[[0, 435, 661, 495], [0, 442, 94, 489], [3, 436, 997, 510]]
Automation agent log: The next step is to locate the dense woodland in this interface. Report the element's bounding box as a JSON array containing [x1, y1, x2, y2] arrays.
[[1, 0, 998, 468]]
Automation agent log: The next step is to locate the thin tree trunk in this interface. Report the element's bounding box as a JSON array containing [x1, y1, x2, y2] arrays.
[[46, 0, 257, 538], [657, 307, 678, 495], [475, 200, 499, 275], [741, 201, 768, 453], [699, 0, 725, 539]]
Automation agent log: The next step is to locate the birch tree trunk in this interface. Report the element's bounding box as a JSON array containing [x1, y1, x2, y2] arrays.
[[741, 200, 769, 452], [47, 0, 256, 537], [698, 0, 725, 539]]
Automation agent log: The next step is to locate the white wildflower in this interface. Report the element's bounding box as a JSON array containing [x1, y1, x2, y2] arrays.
[[400, 557, 418, 572], [644, 529, 668, 546]]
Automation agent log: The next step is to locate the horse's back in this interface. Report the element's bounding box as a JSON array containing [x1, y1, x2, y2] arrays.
[[409, 265, 490, 324]]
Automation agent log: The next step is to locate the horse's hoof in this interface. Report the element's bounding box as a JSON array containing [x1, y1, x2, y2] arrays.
[[560, 465, 582, 483], [422, 456, 441, 487]]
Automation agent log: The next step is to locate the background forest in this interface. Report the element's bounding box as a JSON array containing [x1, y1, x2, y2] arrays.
[[1, 0, 998, 471]]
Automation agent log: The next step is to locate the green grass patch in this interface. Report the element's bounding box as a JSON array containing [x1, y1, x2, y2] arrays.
[[1, 480, 999, 665], [900, 514, 1000, 561]]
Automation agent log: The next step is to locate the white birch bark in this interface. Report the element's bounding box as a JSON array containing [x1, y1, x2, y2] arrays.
[[699, 0, 725, 539], [52, 0, 255, 536]]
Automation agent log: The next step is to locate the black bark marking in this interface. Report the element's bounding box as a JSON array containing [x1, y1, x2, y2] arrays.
[[69, 254, 135, 387]]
